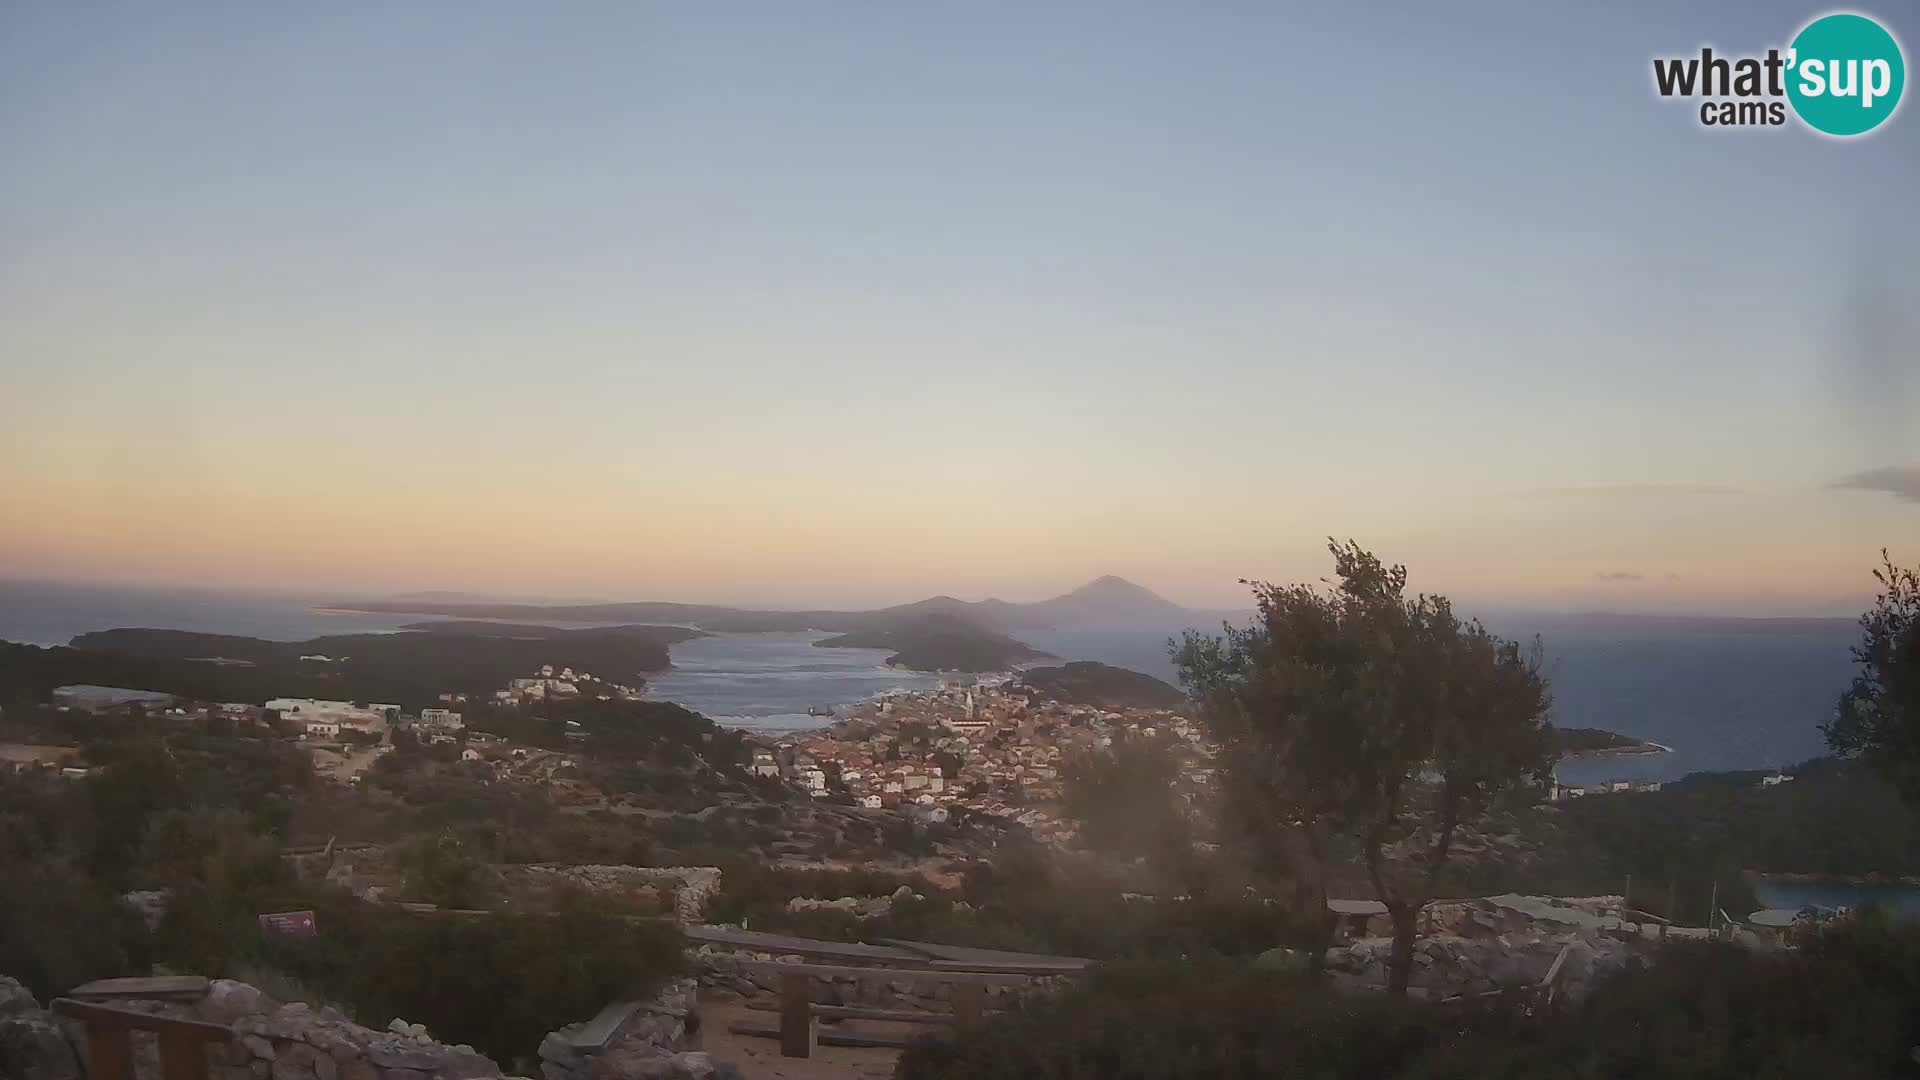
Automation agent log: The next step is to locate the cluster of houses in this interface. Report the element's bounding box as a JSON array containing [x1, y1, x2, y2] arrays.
[[760, 683, 1213, 840], [493, 664, 643, 705]]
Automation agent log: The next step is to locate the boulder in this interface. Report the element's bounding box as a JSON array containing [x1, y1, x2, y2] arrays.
[[200, 980, 278, 1025], [0, 977, 41, 1017], [0, 1012, 82, 1080]]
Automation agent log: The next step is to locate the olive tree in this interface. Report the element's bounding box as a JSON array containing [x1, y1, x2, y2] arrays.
[[1175, 540, 1553, 995], [1824, 550, 1920, 805]]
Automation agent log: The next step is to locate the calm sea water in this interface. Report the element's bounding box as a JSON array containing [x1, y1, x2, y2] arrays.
[[0, 581, 417, 644], [640, 631, 944, 732], [0, 584, 1858, 782], [1751, 877, 1920, 916]]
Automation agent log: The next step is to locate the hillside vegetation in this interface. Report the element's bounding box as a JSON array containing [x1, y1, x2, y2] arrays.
[[1016, 661, 1186, 709]]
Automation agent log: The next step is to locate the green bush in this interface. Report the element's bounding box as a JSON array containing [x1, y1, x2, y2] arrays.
[[0, 859, 148, 1000], [259, 890, 685, 1066], [897, 959, 1513, 1080]]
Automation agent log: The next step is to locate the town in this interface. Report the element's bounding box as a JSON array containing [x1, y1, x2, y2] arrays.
[[755, 680, 1213, 840]]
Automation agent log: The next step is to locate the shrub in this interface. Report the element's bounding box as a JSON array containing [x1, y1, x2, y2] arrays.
[[898, 919, 1920, 1080], [260, 890, 685, 1066], [897, 959, 1512, 1080]]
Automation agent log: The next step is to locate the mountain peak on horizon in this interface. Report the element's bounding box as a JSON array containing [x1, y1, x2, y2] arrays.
[[1038, 575, 1187, 617]]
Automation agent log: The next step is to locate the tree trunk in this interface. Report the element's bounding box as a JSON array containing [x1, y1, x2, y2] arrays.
[[1386, 904, 1418, 997], [1298, 823, 1335, 980]]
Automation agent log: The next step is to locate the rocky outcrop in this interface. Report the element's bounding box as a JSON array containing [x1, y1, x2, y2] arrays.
[[1324, 894, 1654, 1001], [0, 977, 81, 1080], [693, 948, 1039, 1014], [536, 979, 736, 1080], [511, 867, 722, 924]]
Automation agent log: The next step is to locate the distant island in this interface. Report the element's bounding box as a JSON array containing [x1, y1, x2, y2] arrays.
[[1014, 661, 1186, 710], [1552, 726, 1670, 757], [332, 574, 1192, 634], [813, 613, 1054, 673]]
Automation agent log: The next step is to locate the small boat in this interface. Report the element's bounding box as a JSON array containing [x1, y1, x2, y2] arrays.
[[807, 705, 835, 717]]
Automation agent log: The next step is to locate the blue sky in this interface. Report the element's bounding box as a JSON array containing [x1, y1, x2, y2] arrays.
[[1, 1, 1914, 610]]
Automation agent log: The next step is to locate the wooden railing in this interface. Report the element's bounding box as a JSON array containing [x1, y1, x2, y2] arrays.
[[686, 927, 1091, 1059], [728, 959, 1035, 1058], [50, 998, 233, 1080]]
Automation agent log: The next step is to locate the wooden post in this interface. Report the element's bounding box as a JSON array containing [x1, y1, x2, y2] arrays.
[[951, 982, 985, 1028], [779, 971, 815, 1059], [53, 998, 235, 1080], [85, 1025, 135, 1080], [158, 1025, 211, 1080]]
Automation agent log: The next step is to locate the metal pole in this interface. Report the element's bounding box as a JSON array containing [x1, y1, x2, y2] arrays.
[[1708, 881, 1718, 932]]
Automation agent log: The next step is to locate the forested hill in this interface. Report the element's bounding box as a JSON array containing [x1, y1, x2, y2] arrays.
[[0, 622, 700, 709], [813, 614, 1054, 672], [1015, 661, 1187, 709]]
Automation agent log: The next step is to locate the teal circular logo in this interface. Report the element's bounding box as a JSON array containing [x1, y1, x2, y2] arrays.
[[1787, 13, 1905, 136]]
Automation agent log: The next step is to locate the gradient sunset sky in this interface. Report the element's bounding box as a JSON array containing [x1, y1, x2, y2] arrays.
[[2, 2, 1915, 613]]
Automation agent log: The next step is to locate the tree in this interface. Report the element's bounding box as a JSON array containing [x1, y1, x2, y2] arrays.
[[1174, 541, 1553, 994], [1824, 549, 1920, 805], [1062, 733, 1195, 886]]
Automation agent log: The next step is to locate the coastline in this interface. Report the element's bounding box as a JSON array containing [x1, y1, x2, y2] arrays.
[[1562, 740, 1673, 760], [1751, 871, 1920, 887]]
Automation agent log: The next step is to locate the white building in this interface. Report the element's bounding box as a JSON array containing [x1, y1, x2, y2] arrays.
[[418, 708, 464, 730], [266, 698, 389, 734]]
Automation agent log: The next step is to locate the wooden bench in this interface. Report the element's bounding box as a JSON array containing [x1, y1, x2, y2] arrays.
[[51, 998, 234, 1080], [724, 960, 1035, 1057]]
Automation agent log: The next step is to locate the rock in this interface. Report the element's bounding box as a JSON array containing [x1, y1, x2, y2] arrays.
[[442, 1047, 503, 1079], [263, 1003, 316, 1040], [1253, 947, 1311, 974], [336, 1061, 376, 1080], [272, 1041, 320, 1080], [202, 981, 278, 1026], [382, 1070, 430, 1080], [539, 1033, 585, 1068], [587, 1044, 670, 1080], [242, 1035, 277, 1060], [388, 1018, 413, 1036], [0, 1013, 82, 1080], [0, 977, 41, 1017], [312, 1054, 336, 1080], [890, 885, 913, 901], [366, 1038, 445, 1072]]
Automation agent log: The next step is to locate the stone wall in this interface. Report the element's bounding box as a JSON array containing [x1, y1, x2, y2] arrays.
[[0, 977, 80, 1080], [0, 974, 740, 1080], [693, 948, 1042, 1014], [510, 866, 722, 924], [536, 978, 737, 1080], [1323, 894, 1654, 1002]]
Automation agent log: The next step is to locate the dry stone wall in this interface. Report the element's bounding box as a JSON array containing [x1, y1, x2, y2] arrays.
[[536, 978, 738, 1080], [511, 866, 722, 924], [0, 975, 739, 1080]]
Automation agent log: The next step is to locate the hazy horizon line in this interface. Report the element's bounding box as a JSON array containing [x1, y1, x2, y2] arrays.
[[0, 572, 1869, 624]]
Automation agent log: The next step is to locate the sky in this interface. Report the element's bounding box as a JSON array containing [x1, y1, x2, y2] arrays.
[[1, 1, 1915, 614]]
